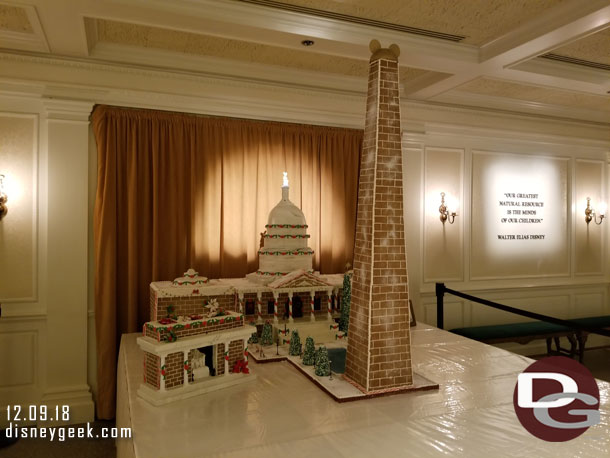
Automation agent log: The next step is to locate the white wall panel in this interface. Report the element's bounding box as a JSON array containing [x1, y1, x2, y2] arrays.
[[423, 147, 464, 282], [574, 159, 605, 275], [0, 113, 38, 303], [0, 331, 36, 387]]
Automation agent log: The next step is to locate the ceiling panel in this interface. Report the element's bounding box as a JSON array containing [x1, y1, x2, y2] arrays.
[[0, 4, 32, 33], [550, 27, 610, 67], [258, 0, 564, 45], [96, 19, 448, 87]]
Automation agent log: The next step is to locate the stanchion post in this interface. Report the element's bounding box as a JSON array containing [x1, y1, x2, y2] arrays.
[[436, 283, 445, 329]]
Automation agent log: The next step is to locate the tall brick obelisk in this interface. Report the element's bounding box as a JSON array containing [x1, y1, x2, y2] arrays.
[[344, 40, 413, 393]]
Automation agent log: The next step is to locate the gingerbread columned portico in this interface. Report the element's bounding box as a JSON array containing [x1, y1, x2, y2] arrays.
[[344, 40, 413, 393]]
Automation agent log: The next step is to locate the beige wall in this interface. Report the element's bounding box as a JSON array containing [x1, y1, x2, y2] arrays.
[[404, 127, 610, 354], [0, 115, 36, 301], [0, 98, 94, 427], [0, 52, 609, 416]]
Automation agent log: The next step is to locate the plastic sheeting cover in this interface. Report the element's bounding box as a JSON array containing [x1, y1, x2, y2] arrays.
[[118, 324, 609, 457]]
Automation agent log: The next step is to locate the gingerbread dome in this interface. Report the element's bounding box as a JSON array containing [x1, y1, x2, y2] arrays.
[[267, 174, 306, 226], [267, 198, 307, 226]]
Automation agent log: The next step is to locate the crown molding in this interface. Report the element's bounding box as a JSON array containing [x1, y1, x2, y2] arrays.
[[0, 50, 609, 139], [91, 42, 367, 96], [403, 98, 610, 144], [0, 30, 48, 53], [511, 56, 610, 86], [42, 99, 94, 121], [403, 118, 610, 150], [432, 90, 610, 126], [0, 50, 364, 103]]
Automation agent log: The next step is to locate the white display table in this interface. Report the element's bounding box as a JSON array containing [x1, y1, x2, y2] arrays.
[[116, 324, 609, 457]]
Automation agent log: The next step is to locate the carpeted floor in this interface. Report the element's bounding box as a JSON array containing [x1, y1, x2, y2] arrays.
[[0, 420, 116, 458]]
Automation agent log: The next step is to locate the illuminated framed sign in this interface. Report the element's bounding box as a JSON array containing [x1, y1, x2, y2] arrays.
[[471, 151, 569, 279]]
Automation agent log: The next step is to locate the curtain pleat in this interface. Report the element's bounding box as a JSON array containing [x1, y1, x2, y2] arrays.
[[92, 105, 362, 419]]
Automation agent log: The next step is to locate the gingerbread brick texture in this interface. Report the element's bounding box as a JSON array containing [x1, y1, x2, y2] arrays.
[[344, 41, 413, 393], [216, 341, 245, 376], [151, 292, 235, 321], [144, 353, 160, 389], [144, 312, 244, 342], [137, 176, 349, 405]]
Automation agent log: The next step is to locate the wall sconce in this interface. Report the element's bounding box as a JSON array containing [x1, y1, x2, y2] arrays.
[[439, 192, 458, 224], [0, 174, 7, 220], [585, 197, 605, 225]]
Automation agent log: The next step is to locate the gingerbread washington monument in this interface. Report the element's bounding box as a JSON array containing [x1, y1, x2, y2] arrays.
[[344, 40, 413, 393]]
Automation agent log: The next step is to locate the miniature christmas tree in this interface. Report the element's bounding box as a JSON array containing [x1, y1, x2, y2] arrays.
[[339, 270, 352, 333], [261, 322, 273, 346], [302, 337, 315, 365], [289, 330, 301, 356], [315, 346, 331, 376], [248, 331, 259, 344]]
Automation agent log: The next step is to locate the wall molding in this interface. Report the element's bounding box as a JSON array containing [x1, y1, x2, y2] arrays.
[[0, 112, 40, 306], [435, 90, 610, 125], [0, 50, 609, 137], [91, 42, 367, 95], [43, 99, 94, 122], [405, 119, 610, 149]]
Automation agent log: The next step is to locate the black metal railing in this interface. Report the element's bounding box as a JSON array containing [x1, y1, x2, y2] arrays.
[[436, 282, 610, 338]]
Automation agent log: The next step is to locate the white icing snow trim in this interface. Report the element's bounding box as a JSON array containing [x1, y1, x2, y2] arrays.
[[172, 267, 209, 285], [263, 234, 310, 238], [152, 275, 343, 297], [258, 248, 314, 255], [267, 270, 332, 288], [267, 198, 307, 226]]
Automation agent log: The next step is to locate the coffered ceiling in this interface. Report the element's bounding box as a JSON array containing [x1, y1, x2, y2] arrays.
[[0, 4, 31, 32], [550, 27, 610, 67], [95, 18, 436, 86], [267, 0, 564, 45], [0, 0, 608, 124]]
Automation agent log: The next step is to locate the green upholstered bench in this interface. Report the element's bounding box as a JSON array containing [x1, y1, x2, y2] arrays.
[[571, 315, 610, 328], [570, 315, 610, 361], [450, 321, 578, 358]]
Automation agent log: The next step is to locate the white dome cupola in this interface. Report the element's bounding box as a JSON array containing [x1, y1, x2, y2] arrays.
[[256, 172, 314, 277], [267, 172, 307, 226]]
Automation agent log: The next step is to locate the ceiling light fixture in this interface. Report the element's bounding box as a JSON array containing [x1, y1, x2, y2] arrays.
[[301, 39, 315, 46]]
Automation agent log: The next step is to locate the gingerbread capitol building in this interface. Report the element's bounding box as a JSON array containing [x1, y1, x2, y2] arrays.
[[137, 173, 344, 405], [137, 42, 429, 405]]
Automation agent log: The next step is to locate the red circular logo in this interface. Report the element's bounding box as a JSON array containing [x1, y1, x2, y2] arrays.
[[513, 356, 600, 441]]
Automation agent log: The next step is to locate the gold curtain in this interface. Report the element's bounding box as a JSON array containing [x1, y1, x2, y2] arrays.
[[92, 105, 362, 419]]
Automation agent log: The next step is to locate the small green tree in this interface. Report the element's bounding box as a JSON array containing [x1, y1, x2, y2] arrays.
[[314, 346, 331, 376], [339, 270, 352, 333], [302, 337, 315, 365], [261, 322, 273, 346], [248, 331, 259, 344], [289, 330, 301, 356]]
